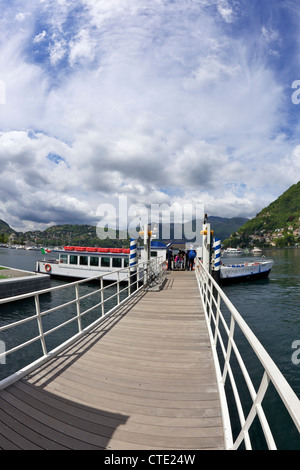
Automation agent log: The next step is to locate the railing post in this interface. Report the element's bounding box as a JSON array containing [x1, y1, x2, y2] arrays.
[[34, 294, 47, 356], [128, 266, 131, 297], [144, 261, 147, 286], [208, 278, 214, 321], [222, 316, 235, 384], [100, 277, 104, 317], [117, 271, 120, 304], [75, 284, 82, 333], [214, 292, 221, 345]]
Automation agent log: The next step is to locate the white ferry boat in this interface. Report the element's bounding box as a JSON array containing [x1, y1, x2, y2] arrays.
[[36, 245, 167, 281], [220, 259, 273, 284], [222, 247, 243, 254]]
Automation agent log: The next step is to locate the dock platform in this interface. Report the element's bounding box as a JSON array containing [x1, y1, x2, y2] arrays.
[[0, 265, 50, 299], [0, 271, 224, 450]]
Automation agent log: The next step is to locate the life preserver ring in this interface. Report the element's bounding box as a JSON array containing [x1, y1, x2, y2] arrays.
[[45, 264, 51, 272]]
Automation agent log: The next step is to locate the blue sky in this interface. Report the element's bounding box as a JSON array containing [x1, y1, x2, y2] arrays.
[[0, 0, 300, 231]]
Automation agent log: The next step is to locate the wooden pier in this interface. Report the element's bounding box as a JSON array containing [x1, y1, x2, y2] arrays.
[[0, 271, 224, 450], [0, 265, 50, 299]]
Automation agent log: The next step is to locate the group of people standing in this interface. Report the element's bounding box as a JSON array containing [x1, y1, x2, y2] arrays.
[[166, 247, 196, 271]]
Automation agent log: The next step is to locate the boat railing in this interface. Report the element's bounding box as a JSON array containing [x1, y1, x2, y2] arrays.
[[0, 257, 166, 391], [195, 258, 300, 450]]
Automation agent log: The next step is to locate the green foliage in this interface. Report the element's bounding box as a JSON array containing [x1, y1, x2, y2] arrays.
[[24, 224, 130, 247], [276, 233, 295, 248], [242, 181, 300, 234], [1, 216, 250, 247], [0, 219, 16, 237], [207, 216, 249, 240], [0, 233, 9, 243], [223, 181, 300, 248], [2, 183, 300, 250], [0, 220, 15, 244], [0, 220, 130, 247], [0, 220, 13, 232]]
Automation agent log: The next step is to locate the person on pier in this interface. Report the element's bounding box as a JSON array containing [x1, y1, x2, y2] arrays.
[[167, 247, 173, 270], [188, 249, 196, 271]]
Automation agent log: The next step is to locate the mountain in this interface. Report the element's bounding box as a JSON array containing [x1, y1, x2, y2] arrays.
[[23, 224, 129, 248], [3, 183, 299, 249], [224, 181, 300, 248], [0, 214, 249, 247], [0, 219, 16, 234], [147, 216, 248, 244], [0, 220, 17, 243], [207, 216, 249, 241]]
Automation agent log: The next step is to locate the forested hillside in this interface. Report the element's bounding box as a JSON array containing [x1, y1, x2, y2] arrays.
[[223, 181, 300, 248]]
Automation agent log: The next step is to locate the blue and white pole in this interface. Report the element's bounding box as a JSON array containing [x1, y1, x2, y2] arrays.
[[130, 238, 137, 270], [213, 238, 221, 284], [130, 238, 137, 291]]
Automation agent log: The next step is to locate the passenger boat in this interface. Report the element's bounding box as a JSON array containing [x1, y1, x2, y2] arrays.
[[222, 247, 243, 254], [35, 245, 167, 281], [220, 259, 273, 284], [252, 247, 263, 254]]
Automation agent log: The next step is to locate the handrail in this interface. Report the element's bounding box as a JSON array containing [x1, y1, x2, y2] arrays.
[[195, 258, 300, 450], [0, 257, 166, 391]]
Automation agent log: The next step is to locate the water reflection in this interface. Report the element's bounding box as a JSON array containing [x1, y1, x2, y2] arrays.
[[0, 257, 127, 381], [222, 248, 300, 449]]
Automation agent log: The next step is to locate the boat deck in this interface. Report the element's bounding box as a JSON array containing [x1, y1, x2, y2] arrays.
[[0, 271, 224, 450]]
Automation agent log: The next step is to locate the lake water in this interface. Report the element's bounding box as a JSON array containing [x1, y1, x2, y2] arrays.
[[0, 247, 126, 381], [221, 248, 300, 449], [0, 247, 299, 449], [223, 249, 300, 387]]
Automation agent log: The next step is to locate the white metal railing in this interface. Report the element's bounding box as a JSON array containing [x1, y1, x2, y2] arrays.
[[195, 258, 300, 450], [0, 257, 166, 391]]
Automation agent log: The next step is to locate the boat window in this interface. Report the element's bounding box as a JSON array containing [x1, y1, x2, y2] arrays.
[[101, 257, 111, 267], [90, 257, 99, 267], [124, 257, 129, 268], [70, 255, 78, 265], [60, 254, 68, 264], [151, 251, 158, 258], [80, 256, 88, 266], [112, 257, 122, 268]]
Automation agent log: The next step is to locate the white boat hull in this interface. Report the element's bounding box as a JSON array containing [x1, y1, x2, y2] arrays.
[[36, 260, 130, 281], [220, 260, 273, 284], [35, 246, 167, 282]]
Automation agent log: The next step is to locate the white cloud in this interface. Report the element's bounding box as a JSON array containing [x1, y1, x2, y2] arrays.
[[217, 0, 235, 23], [69, 29, 96, 67], [33, 30, 47, 43], [49, 36, 67, 65], [261, 25, 281, 56], [15, 12, 30, 22], [262, 26, 280, 44], [0, 0, 298, 231]]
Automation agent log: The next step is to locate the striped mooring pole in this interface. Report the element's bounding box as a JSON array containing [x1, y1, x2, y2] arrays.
[[213, 238, 221, 284], [130, 238, 137, 291]]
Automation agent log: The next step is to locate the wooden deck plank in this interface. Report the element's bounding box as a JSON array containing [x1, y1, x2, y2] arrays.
[[0, 271, 224, 450]]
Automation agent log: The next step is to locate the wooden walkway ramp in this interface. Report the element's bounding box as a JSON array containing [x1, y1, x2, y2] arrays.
[[0, 271, 224, 450]]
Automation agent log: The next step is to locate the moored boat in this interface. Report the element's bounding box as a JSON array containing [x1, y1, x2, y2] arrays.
[[220, 259, 273, 284], [222, 247, 243, 254], [252, 247, 263, 254], [35, 245, 167, 281]]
